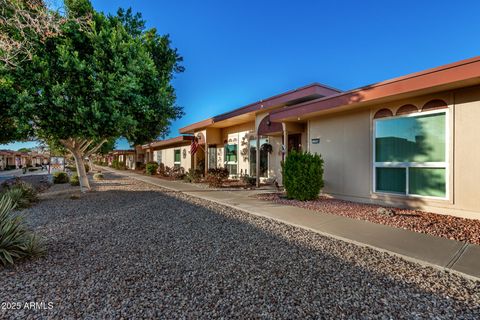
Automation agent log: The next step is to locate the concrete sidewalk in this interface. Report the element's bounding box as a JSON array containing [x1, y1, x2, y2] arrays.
[[100, 167, 480, 280]]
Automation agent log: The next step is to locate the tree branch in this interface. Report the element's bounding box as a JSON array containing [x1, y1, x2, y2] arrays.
[[85, 139, 108, 157], [80, 139, 94, 153]]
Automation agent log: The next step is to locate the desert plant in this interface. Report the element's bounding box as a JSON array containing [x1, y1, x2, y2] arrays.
[[93, 173, 104, 181], [206, 167, 229, 188], [145, 162, 159, 175], [171, 166, 185, 180], [158, 163, 166, 176], [70, 174, 80, 186], [0, 195, 45, 266], [283, 151, 324, 201], [184, 168, 203, 183], [1, 181, 38, 209], [52, 172, 69, 184]]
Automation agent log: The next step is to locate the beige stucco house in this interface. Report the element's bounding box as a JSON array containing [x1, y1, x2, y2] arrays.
[[266, 56, 480, 220], [131, 56, 480, 219], [142, 136, 194, 170], [178, 83, 341, 183]]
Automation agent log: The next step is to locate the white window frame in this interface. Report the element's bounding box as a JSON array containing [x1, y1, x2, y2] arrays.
[[174, 149, 181, 167], [225, 143, 238, 176], [372, 108, 449, 200]]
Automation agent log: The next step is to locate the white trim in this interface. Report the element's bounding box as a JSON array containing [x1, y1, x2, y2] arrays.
[[372, 108, 449, 200], [173, 148, 181, 165]]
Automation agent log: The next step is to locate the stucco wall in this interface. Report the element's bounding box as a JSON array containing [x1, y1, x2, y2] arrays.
[[307, 87, 480, 219], [309, 108, 371, 198], [452, 86, 480, 215], [154, 145, 191, 170]]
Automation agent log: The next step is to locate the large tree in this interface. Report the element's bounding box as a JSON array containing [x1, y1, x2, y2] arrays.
[[4, 0, 184, 191]]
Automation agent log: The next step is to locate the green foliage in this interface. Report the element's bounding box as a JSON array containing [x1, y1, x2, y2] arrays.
[[70, 174, 80, 186], [0, 195, 45, 266], [1, 180, 38, 209], [52, 172, 69, 184], [241, 174, 256, 187], [93, 173, 104, 181], [283, 151, 324, 201], [110, 160, 125, 170], [206, 168, 229, 188], [2, 0, 184, 155], [184, 168, 202, 183], [145, 162, 158, 175]]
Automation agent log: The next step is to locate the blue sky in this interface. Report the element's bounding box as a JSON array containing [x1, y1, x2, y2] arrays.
[[4, 0, 480, 150]]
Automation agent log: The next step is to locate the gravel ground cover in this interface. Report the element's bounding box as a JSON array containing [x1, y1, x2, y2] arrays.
[[0, 172, 479, 319], [257, 193, 480, 245], [0, 175, 51, 193]]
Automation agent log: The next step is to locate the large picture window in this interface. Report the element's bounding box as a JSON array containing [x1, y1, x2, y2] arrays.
[[374, 110, 447, 198], [174, 149, 181, 167], [224, 144, 238, 176]]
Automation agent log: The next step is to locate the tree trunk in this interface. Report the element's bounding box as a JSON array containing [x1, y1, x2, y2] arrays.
[[59, 138, 108, 192], [71, 149, 90, 192]]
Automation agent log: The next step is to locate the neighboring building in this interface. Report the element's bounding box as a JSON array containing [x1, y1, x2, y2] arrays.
[[109, 150, 136, 169], [142, 136, 194, 170], [0, 150, 49, 170]]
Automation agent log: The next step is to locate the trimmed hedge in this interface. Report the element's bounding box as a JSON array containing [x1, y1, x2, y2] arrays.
[[70, 174, 80, 186], [283, 151, 324, 201], [52, 172, 69, 184], [145, 162, 158, 175]]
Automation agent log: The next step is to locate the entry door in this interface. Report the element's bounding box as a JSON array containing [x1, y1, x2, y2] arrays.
[[208, 146, 217, 169], [288, 134, 302, 152]]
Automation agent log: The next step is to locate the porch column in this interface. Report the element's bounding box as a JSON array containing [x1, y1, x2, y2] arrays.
[[256, 134, 260, 188], [283, 123, 288, 161], [204, 144, 208, 176]]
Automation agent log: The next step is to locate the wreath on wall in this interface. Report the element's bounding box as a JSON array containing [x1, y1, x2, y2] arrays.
[[240, 133, 255, 161], [261, 143, 273, 154]]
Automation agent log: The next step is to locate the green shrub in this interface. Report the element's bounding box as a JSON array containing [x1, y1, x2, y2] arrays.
[[111, 159, 119, 169], [52, 172, 69, 184], [283, 151, 324, 201], [145, 162, 158, 175], [241, 174, 256, 187], [0, 195, 45, 266], [70, 174, 80, 186], [206, 167, 229, 188], [184, 168, 203, 183], [93, 173, 104, 181]]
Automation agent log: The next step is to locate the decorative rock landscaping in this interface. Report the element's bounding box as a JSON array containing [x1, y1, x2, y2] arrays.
[[0, 173, 478, 319], [257, 193, 480, 245]]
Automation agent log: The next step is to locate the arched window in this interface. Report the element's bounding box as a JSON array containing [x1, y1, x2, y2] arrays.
[[396, 104, 418, 115], [423, 99, 447, 111], [373, 108, 393, 119]]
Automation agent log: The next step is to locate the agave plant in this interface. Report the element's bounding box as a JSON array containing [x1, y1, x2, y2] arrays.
[[0, 195, 45, 266], [1, 181, 38, 210]]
